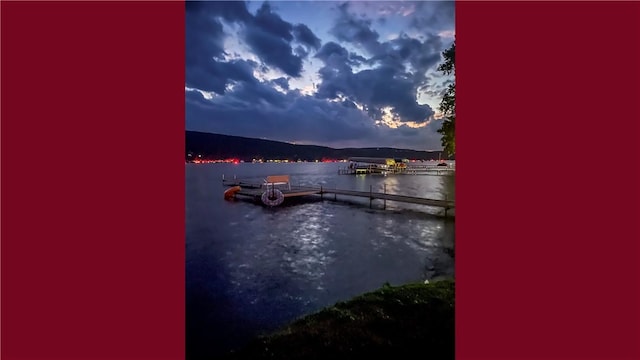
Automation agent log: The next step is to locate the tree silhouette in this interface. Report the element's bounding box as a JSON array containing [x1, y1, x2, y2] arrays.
[[437, 42, 455, 156]]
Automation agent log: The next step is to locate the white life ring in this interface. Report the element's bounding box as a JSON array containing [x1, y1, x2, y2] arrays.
[[261, 189, 285, 206]]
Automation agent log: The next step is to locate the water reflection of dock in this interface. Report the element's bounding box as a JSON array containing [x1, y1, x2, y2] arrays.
[[222, 177, 455, 216]]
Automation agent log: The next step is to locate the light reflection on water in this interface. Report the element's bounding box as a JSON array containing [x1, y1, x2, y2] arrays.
[[186, 162, 455, 359]]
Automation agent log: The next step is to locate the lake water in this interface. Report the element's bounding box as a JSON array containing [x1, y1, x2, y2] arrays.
[[186, 162, 455, 359]]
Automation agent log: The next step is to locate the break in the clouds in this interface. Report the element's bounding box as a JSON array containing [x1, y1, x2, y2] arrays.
[[185, 1, 455, 151]]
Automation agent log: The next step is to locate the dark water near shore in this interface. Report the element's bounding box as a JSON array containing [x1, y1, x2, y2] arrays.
[[186, 162, 455, 359]]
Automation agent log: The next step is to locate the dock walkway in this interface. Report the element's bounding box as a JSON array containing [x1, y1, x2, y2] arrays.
[[222, 178, 454, 214]]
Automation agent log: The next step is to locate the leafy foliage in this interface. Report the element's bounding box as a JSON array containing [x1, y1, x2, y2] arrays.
[[436, 42, 455, 156]]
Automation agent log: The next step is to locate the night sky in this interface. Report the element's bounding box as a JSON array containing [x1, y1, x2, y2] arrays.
[[185, 1, 455, 151]]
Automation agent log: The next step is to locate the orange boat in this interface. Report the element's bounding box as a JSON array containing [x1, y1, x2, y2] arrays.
[[223, 186, 241, 200]]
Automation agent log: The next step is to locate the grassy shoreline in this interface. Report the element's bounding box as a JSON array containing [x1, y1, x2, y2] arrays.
[[222, 279, 455, 359]]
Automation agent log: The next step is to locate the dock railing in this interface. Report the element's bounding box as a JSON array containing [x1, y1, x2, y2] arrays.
[[222, 175, 454, 215]]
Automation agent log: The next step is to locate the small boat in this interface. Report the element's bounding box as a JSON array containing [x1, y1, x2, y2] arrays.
[[224, 186, 241, 200]]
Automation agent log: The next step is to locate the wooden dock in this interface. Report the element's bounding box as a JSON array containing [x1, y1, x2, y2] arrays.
[[222, 178, 454, 215], [226, 184, 322, 198]]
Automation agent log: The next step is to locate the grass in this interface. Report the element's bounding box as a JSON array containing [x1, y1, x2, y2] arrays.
[[222, 279, 455, 360]]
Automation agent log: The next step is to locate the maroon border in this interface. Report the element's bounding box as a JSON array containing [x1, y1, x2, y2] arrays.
[[457, 1, 640, 359], [3, 1, 640, 360], [1, 2, 185, 359]]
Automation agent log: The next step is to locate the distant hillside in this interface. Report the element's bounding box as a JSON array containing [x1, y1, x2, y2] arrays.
[[185, 131, 451, 162]]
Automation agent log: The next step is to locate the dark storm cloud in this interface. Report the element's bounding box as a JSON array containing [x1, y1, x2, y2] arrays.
[[411, 1, 455, 33], [380, 34, 443, 75], [292, 23, 322, 50], [243, 24, 303, 77], [316, 41, 349, 60], [315, 42, 365, 71], [185, 2, 227, 89], [221, 60, 258, 83], [315, 63, 435, 123], [352, 66, 434, 122], [186, 1, 324, 88], [253, 2, 293, 41], [349, 52, 367, 65], [229, 80, 291, 109], [330, 3, 445, 76], [185, 1, 258, 93], [186, 57, 258, 94], [186, 85, 378, 145], [185, 8, 225, 63], [385, 120, 443, 150], [185, 1, 452, 150], [186, 76, 443, 150], [315, 41, 434, 123], [185, 1, 252, 23], [314, 42, 353, 100], [330, 3, 383, 55], [312, 2, 452, 124], [241, 3, 324, 76], [397, 124, 420, 136]]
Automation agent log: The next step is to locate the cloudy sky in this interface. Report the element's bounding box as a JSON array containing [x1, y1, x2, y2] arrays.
[[185, 1, 454, 151]]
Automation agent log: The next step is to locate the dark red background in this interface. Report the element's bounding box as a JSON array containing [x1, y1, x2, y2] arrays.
[[2, 1, 639, 359]]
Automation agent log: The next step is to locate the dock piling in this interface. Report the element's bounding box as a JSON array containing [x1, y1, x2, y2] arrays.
[[444, 194, 448, 216], [384, 184, 386, 210], [321, 186, 323, 200], [369, 185, 373, 208]]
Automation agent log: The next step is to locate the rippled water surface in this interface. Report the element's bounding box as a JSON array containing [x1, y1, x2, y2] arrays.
[[186, 162, 455, 359]]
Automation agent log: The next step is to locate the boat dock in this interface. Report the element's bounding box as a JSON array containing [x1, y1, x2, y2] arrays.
[[338, 166, 455, 176], [222, 176, 454, 215], [338, 157, 455, 176]]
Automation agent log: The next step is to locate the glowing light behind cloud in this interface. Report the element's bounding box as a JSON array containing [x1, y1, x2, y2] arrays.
[[186, 1, 455, 151], [375, 106, 429, 129]]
